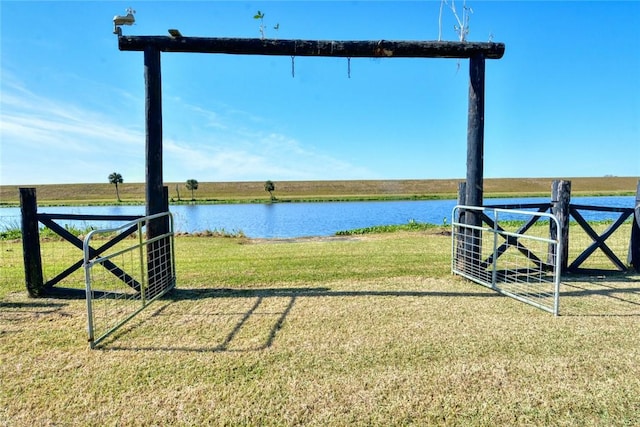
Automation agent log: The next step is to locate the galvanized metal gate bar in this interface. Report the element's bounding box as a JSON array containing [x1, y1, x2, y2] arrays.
[[84, 212, 175, 348], [452, 205, 562, 315]]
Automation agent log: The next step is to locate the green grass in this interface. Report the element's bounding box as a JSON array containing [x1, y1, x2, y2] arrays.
[[1, 229, 639, 425], [336, 219, 442, 235], [0, 224, 100, 241]]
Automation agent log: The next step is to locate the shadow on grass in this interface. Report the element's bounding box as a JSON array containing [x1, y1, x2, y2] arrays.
[[0, 301, 69, 334], [40, 287, 137, 300], [32, 277, 640, 352], [99, 286, 500, 353], [165, 287, 500, 300], [560, 273, 640, 316], [0, 301, 66, 310]]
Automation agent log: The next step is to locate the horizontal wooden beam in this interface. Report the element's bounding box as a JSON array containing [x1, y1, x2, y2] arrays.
[[119, 36, 505, 59]]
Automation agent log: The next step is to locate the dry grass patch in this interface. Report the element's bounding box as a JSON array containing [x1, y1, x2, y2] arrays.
[[2, 176, 636, 205], [1, 233, 639, 425]]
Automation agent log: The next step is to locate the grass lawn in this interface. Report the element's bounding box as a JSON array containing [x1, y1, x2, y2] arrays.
[[1, 230, 639, 425]]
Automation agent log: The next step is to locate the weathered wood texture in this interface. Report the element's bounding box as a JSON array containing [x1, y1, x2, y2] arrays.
[[457, 182, 467, 206], [143, 48, 169, 297], [550, 180, 571, 272], [19, 188, 44, 297], [144, 47, 164, 224], [465, 55, 485, 211], [147, 187, 172, 298], [462, 55, 486, 269], [120, 37, 505, 59]]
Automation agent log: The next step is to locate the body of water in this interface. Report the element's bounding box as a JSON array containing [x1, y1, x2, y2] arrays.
[[0, 196, 635, 239]]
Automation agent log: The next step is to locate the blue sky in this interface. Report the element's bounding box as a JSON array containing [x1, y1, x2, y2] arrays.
[[1, 1, 639, 185]]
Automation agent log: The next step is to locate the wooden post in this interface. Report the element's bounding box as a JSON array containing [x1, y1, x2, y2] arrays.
[[550, 180, 571, 272], [629, 180, 640, 272], [145, 46, 164, 226], [19, 188, 44, 297], [144, 47, 168, 298], [455, 182, 467, 270], [146, 186, 172, 299], [463, 54, 486, 268], [457, 181, 467, 229], [465, 54, 485, 210], [457, 181, 467, 206]]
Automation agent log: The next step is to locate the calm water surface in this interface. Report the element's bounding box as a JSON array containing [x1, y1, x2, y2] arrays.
[[0, 196, 634, 239]]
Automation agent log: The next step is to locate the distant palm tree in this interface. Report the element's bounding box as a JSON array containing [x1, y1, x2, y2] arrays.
[[108, 172, 123, 202], [185, 179, 199, 201], [264, 180, 276, 201]]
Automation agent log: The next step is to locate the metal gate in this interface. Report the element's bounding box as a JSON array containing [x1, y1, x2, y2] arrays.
[[452, 205, 562, 315], [84, 212, 175, 348]]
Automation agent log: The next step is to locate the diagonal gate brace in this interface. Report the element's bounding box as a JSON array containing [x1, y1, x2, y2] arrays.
[[479, 210, 549, 270], [38, 218, 141, 291], [568, 208, 632, 271]]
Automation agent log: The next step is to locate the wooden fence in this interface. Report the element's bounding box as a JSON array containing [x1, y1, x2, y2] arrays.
[[478, 179, 640, 275], [19, 187, 169, 297]]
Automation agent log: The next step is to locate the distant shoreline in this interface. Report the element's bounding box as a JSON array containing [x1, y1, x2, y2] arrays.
[[0, 177, 637, 207]]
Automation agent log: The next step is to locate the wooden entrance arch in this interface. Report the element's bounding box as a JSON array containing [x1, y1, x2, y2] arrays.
[[118, 35, 505, 239]]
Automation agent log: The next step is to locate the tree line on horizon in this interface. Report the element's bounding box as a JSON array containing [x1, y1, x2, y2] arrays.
[[108, 173, 276, 203]]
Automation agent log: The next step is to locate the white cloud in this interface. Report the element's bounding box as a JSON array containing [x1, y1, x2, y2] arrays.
[[163, 131, 373, 182], [1, 84, 142, 150], [161, 97, 374, 182], [0, 76, 145, 184], [1, 74, 373, 185]]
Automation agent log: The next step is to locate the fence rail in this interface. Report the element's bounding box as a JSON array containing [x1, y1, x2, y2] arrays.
[[567, 204, 634, 272], [484, 200, 637, 273]]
